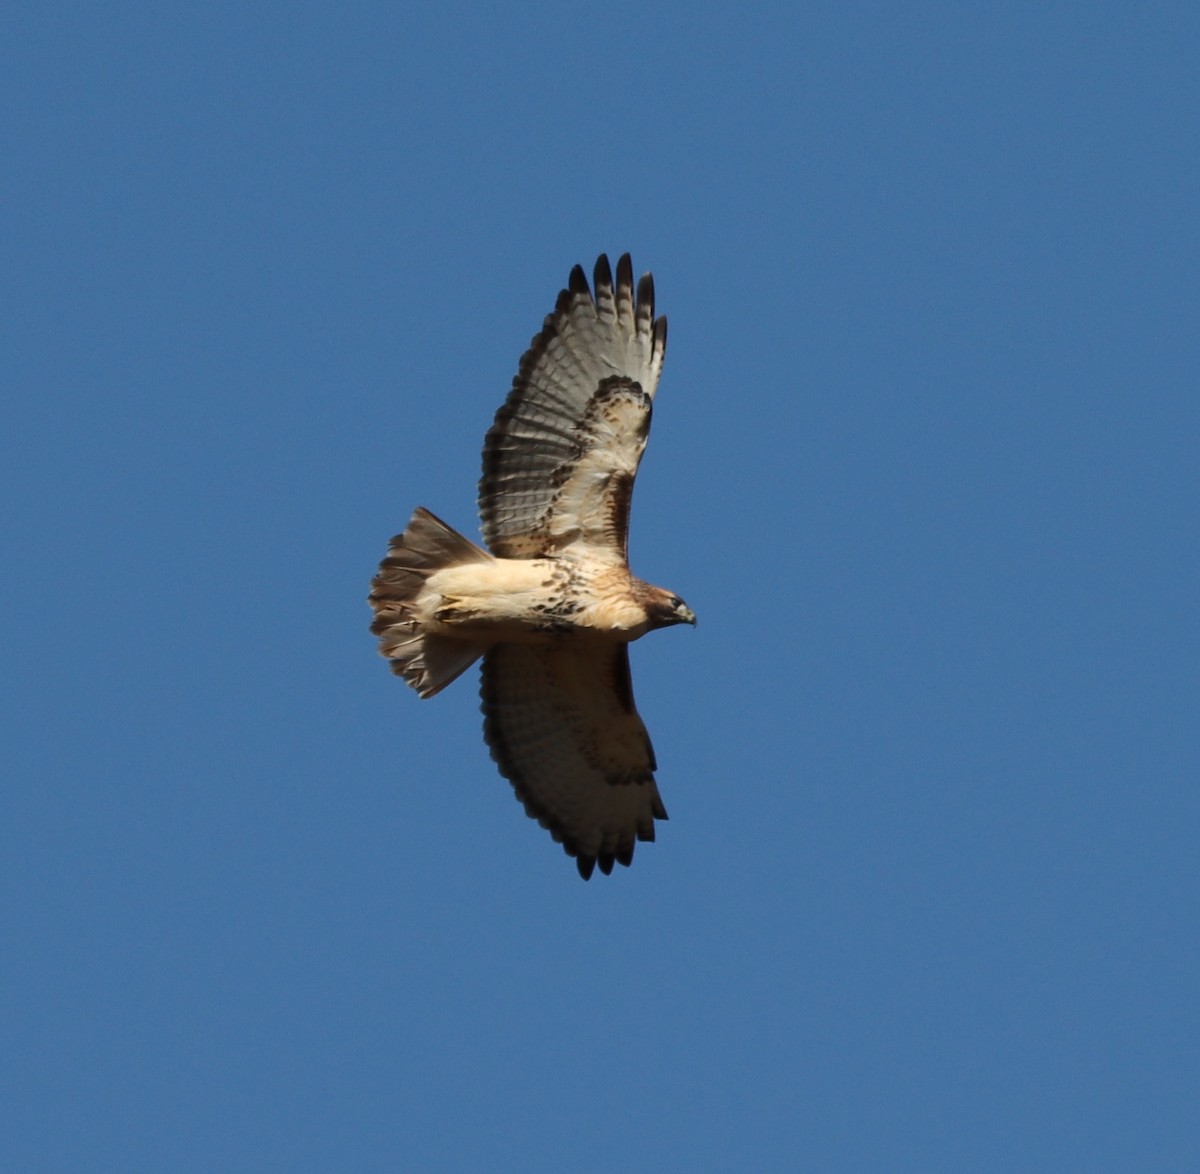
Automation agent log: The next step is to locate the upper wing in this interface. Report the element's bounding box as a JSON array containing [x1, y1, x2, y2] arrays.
[[479, 254, 667, 561], [480, 642, 668, 879]]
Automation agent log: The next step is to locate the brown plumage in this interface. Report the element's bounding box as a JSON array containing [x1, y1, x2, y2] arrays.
[[369, 255, 693, 879]]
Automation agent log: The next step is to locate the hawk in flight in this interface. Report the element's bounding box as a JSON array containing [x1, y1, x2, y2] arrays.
[[369, 254, 694, 878]]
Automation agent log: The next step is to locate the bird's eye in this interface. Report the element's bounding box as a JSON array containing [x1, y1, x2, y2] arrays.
[[669, 595, 683, 609]]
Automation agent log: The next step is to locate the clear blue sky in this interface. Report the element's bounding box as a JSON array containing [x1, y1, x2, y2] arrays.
[[4, 4, 1197, 1170]]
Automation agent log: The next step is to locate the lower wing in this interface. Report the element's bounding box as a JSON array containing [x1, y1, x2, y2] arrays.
[[480, 642, 668, 878]]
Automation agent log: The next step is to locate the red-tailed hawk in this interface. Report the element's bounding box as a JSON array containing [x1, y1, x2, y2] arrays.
[[369, 254, 694, 879]]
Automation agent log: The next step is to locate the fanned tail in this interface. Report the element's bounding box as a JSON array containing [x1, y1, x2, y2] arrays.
[[369, 507, 493, 698]]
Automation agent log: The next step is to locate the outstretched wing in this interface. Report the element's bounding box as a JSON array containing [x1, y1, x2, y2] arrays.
[[480, 642, 668, 879], [479, 254, 667, 561]]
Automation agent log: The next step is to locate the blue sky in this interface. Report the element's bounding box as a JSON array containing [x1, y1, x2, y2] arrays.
[[4, 3, 1197, 1170]]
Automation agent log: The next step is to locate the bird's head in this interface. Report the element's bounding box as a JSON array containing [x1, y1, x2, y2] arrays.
[[647, 588, 697, 630]]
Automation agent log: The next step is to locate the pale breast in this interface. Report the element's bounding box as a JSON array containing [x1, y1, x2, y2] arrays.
[[574, 563, 652, 638], [418, 556, 650, 642]]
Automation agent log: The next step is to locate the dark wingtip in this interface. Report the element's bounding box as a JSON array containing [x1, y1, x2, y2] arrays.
[[568, 263, 590, 298], [552, 287, 574, 319], [576, 855, 596, 881], [593, 254, 613, 295], [615, 253, 634, 295], [636, 270, 655, 318]]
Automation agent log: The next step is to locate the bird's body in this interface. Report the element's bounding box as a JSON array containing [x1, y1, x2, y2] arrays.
[[415, 553, 673, 643], [370, 254, 693, 878]]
